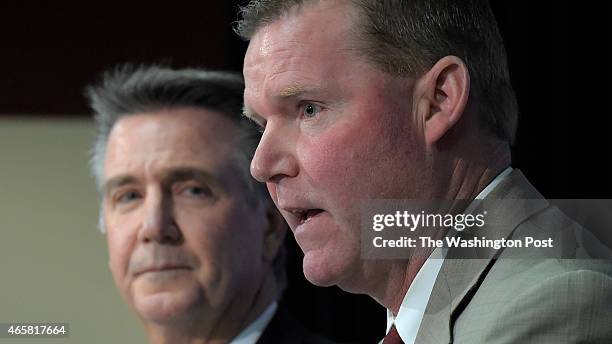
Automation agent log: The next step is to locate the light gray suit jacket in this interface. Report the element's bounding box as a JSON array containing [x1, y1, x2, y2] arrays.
[[414, 170, 612, 343]]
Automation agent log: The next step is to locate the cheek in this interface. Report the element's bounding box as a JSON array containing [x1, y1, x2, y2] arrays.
[[177, 212, 221, 260], [298, 114, 395, 198], [225, 203, 266, 257], [106, 227, 136, 287], [180, 205, 264, 275], [105, 209, 141, 287]]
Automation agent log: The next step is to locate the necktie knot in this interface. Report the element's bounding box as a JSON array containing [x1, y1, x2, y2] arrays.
[[383, 325, 404, 344]]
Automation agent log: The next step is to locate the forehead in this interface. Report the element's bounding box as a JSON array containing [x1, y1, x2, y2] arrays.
[[104, 108, 242, 179], [243, 1, 362, 101]]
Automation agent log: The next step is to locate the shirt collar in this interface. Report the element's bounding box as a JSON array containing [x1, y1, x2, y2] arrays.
[[385, 247, 445, 344], [475, 166, 513, 200], [464, 166, 513, 214], [384, 166, 512, 344], [230, 302, 278, 344]]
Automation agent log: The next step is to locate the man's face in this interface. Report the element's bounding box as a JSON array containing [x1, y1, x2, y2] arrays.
[[243, 1, 429, 291], [103, 108, 269, 323]]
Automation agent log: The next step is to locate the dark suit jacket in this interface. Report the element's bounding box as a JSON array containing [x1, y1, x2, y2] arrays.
[[414, 169, 612, 343], [257, 305, 337, 344]]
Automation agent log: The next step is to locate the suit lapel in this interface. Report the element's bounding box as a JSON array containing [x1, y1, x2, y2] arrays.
[[415, 170, 548, 343], [415, 267, 453, 343]]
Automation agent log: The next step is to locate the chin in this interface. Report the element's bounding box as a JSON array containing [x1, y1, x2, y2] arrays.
[[132, 286, 202, 324], [301, 247, 356, 288]]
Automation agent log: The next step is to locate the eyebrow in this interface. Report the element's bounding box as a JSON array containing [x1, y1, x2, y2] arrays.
[[278, 83, 322, 99], [161, 167, 219, 187], [103, 167, 221, 196], [103, 175, 138, 196], [242, 83, 323, 124]]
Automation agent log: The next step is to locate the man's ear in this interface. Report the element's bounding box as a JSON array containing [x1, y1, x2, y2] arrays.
[[414, 56, 470, 146], [262, 202, 287, 263]]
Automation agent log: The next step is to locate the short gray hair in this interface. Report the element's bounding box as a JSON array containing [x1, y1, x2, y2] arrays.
[[85, 64, 267, 225], [236, 0, 518, 144], [85, 64, 287, 293]]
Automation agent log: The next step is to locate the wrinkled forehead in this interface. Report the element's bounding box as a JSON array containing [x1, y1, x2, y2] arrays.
[[110, 109, 241, 150], [103, 109, 244, 177]]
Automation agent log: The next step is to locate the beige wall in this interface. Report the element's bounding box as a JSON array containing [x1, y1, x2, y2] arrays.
[[0, 118, 146, 343]]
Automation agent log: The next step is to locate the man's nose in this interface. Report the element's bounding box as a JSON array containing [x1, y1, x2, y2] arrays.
[[250, 125, 298, 183], [138, 189, 181, 244]]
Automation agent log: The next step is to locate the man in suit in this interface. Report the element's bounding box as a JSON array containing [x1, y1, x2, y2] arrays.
[[236, 0, 612, 342], [86, 65, 334, 343]]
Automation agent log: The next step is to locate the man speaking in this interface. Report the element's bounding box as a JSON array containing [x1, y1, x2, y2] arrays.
[[86, 65, 334, 343], [236, 0, 612, 343]]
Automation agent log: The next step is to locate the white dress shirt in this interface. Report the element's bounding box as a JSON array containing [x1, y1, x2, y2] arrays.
[[230, 302, 278, 344], [383, 167, 513, 344]]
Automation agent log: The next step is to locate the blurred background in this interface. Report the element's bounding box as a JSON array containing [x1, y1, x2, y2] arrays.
[[0, 1, 607, 343]]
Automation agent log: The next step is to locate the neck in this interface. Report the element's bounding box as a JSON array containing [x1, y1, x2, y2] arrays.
[[366, 251, 433, 315], [370, 138, 511, 313], [442, 140, 510, 201], [144, 270, 278, 344]]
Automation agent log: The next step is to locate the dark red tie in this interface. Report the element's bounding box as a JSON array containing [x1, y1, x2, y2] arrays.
[[383, 325, 405, 344]]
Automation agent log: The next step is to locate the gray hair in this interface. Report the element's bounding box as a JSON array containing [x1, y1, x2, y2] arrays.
[[85, 64, 286, 293], [85, 64, 264, 200], [85, 65, 267, 227], [235, 0, 519, 144]]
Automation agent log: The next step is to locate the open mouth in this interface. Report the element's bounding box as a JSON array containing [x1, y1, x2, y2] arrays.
[[292, 209, 324, 225]]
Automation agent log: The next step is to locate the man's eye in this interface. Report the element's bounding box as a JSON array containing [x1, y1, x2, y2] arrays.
[[181, 186, 213, 198], [302, 103, 320, 118], [117, 191, 141, 203]]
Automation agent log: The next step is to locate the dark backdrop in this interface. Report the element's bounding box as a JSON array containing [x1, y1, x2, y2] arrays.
[[1, 1, 607, 343]]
